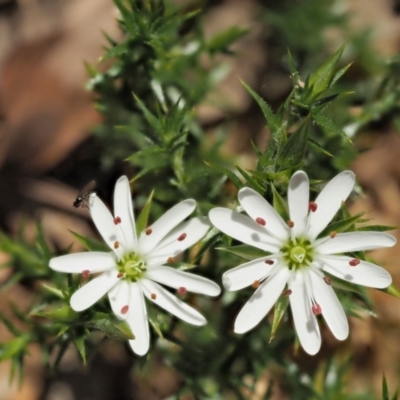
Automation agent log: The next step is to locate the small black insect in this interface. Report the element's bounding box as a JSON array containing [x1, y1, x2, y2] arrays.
[[73, 180, 96, 208]]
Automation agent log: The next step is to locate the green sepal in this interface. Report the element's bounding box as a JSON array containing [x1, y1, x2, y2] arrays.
[[41, 284, 66, 300], [319, 211, 365, 238], [75, 336, 86, 364], [271, 184, 289, 221], [216, 245, 267, 261], [356, 224, 397, 232], [269, 294, 289, 343], [69, 230, 109, 252], [205, 161, 243, 190], [31, 306, 79, 323], [136, 189, 155, 236], [379, 282, 400, 300], [88, 312, 135, 341]]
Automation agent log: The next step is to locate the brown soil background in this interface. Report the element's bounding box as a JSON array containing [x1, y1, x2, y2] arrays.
[[1, 0, 400, 399]]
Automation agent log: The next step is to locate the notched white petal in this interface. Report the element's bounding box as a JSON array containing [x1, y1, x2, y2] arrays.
[[113, 176, 137, 252], [138, 199, 197, 255], [209, 208, 282, 253], [234, 267, 290, 334], [146, 266, 220, 296], [142, 279, 207, 326], [307, 171, 355, 240], [319, 254, 392, 288], [108, 279, 131, 320], [315, 232, 396, 254], [49, 252, 116, 274], [70, 270, 120, 312], [288, 171, 309, 237]]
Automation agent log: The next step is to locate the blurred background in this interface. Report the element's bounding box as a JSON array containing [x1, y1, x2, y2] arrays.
[[1, 0, 400, 399]]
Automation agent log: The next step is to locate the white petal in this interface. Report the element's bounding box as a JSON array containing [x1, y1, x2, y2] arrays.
[[306, 171, 355, 240], [238, 187, 289, 241], [113, 176, 137, 251], [70, 270, 120, 312], [289, 271, 321, 355], [222, 257, 279, 291], [127, 283, 150, 356], [90, 194, 125, 257], [288, 171, 309, 237], [309, 269, 349, 341], [108, 280, 130, 319], [208, 208, 282, 253], [138, 199, 196, 255], [49, 252, 116, 274], [141, 279, 207, 326], [315, 232, 397, 254], [319, 254, 392, 288], [145, 217, 210, 267], [234, 267, 290, 334], [146, 266, 220, 296]]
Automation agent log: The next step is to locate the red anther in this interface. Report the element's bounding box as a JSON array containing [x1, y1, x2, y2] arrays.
[[265, 259, 274, 265], [177, 287, 187, 295], [255, 217, 266, 226], [178, 233, 187, 241], [114, 241, 120, 249], [113, 216, 122, 225], [309, 202, 318, 212], [282, 289, 292, 297], [121, 305, 129, 314], [329, 231, 337, 238], [312, 304, 322, 315], [323, 276, 332, 285], [151, 293, 157, 300], [167, 257, 175, 264], [349, 258, 360, 267], [287, 220, 294, 228], [117, 272, 124, 278], [82, 270, 90, 278], [145, 228, 152, 235], [252, 280, 261, 288]]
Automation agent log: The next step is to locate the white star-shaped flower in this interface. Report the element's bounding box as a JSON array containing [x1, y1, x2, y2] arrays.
[[208, 170, 396, 355], [50, 176, 220, 356]]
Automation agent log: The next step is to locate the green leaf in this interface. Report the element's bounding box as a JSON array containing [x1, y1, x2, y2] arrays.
[[0, 336, 29, 361], [241, 80, 279, 132], [329, 62, 353, 88], [379, 282, 400, 299], [205, 162, 243, 190], [69, 230, 108, 252], [307, 43, 346, 100], [101, 39, 130, 62], [135, 189, 155, 236], [41, 284, 66, 299], [312, 113, 351, 142], [277, 117, 310, 170], [270, 294, 289, 343], [235, 166, 265, 194], [133, 94, 164, 138], [382, 375, 389, 400], [216, 244, 267, 261], [207, 26, 249, 54], [75, 336, 86, 364], [308, 138, 334, 158]]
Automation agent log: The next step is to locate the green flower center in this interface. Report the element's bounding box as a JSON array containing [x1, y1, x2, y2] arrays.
[[116, 252, 146, 282], [281, 238, 314, 270]]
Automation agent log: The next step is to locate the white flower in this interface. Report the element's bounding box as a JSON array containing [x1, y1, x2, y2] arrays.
[[208, 170, 396, 355], [50, 176, 220, 356]]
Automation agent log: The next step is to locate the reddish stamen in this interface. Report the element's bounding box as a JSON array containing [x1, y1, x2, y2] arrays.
[[329, 231, 337, 238], [114, 241, 120, 249], [282, 289, 292, 297], [167, 257, 175, 264], [349, 258, 360, 267], [178, 233, 187, 241], [265, 259, 274, 265], [323, 276, 332, 285], [117, 272, 124, 278], [145, 228, 152, 235], [309, 202, 318, 212], [312, 304, 322, 315], [252, 280, 261, 288], [113, 216, 121, 225], [177, 287, 187, 295], [82, 269, 90, 278], [121, 305, 129, 314], [151, 293, 157, 300], [287, 220, 294, 228], [255, 217, 266, 226]]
